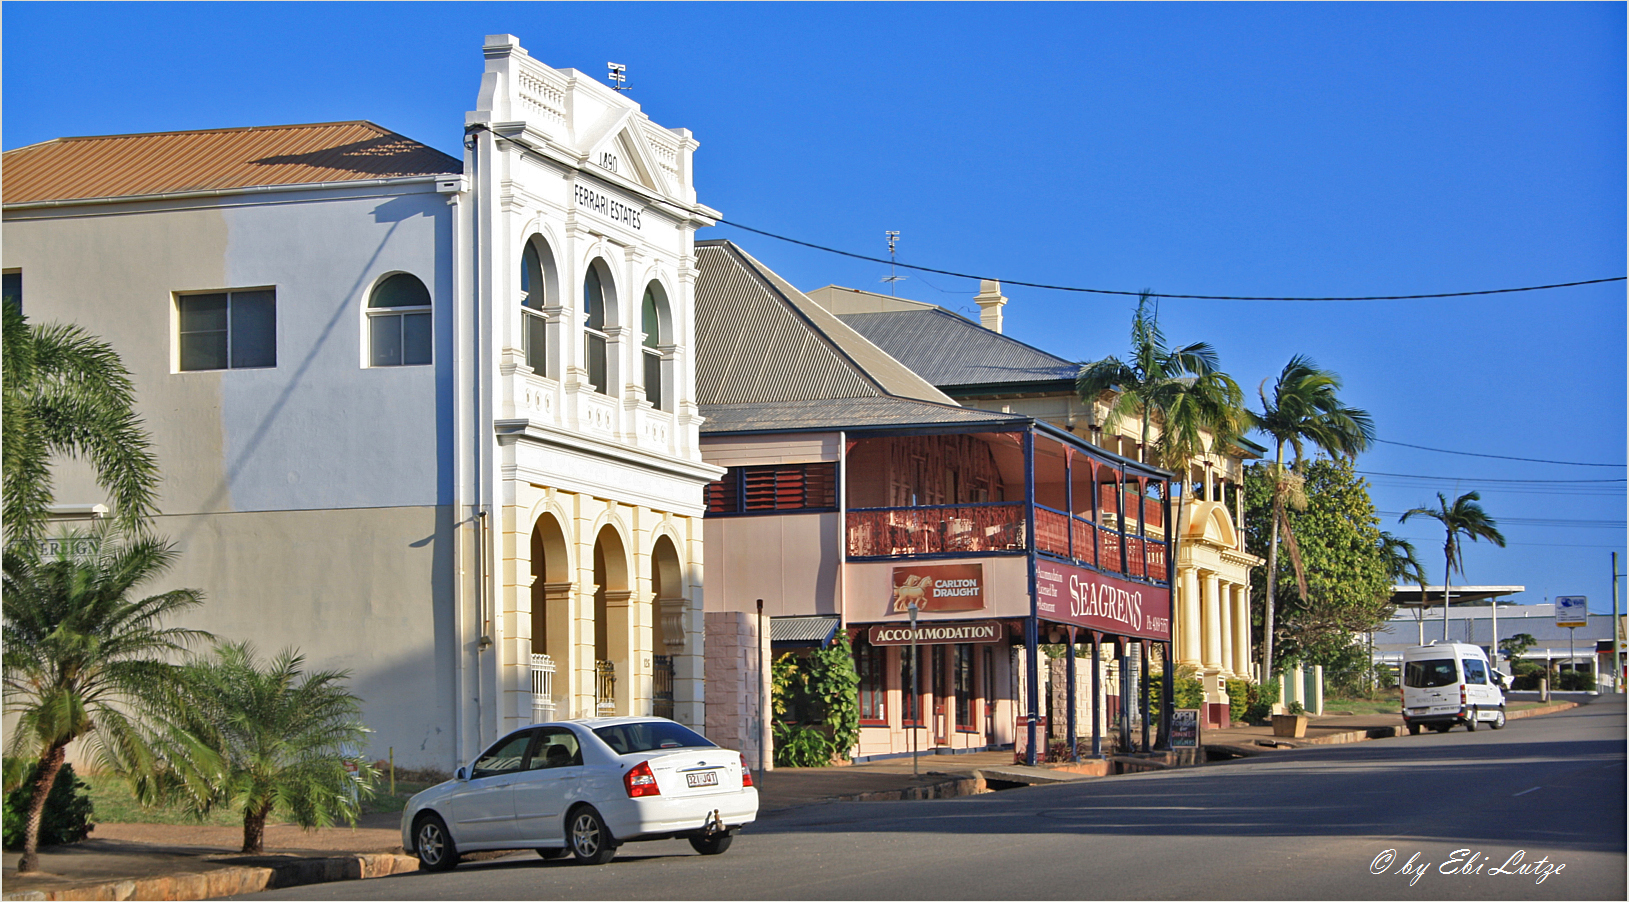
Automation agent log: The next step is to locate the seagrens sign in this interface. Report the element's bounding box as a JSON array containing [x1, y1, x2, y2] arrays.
[[1034, 558, 1170, 641]]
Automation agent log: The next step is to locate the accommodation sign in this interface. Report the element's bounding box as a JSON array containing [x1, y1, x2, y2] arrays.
[[1034, 558, 1171, 641], [574, 184, 643, 230], [868, 621, 1004, 647], [890, 563, 985, 614]]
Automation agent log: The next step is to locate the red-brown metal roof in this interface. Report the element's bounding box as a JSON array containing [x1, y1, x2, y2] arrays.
[[3, 121, 462, 205]]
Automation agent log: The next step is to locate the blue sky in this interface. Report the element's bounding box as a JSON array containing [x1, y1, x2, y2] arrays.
[[5, 2, 1624, 614]]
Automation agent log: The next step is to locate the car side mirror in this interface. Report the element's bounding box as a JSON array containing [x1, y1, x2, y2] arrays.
[[456, 766, 468, 782]]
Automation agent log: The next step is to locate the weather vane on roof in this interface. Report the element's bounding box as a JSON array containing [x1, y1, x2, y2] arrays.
[[882, 230, 907, 296], [607, 62, 629, 92]]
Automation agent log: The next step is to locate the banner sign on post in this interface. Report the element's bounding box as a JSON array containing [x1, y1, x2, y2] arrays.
[[1034, 558, 1171, 642], [889, 564, 985, 614], [1555, 596, 1589, 628]]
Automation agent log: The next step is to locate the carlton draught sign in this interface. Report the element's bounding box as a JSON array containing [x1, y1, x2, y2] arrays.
[[1034, 558, 1171, 641], [889, 564, 985, 614]]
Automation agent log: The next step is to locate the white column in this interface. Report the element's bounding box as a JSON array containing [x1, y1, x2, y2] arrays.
[[1202, 571, 1223, 670], [1218, 579, 1235, 679], [1232, 584, 1251, 680], [1179, 567, 1202, 666]]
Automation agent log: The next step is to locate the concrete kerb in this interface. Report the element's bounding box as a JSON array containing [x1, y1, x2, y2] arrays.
[[0, 853, 420, 902], [1212, 701, 1580, 753]]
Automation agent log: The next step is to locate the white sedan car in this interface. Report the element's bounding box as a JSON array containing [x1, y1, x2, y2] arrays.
[[401, 717, 758, 870]]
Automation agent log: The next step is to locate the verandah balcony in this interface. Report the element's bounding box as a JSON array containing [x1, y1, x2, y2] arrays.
[[841, 430, 1170, 586]]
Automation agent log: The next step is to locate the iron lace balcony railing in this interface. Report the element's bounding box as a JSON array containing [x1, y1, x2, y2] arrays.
[[530, 653, 556, 722]]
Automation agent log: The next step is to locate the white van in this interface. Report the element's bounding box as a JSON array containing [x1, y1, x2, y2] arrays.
[[1401, 642, 1507, 734]]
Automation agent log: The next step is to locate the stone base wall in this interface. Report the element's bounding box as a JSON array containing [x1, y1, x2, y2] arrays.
[[704, 611, 772, 770]]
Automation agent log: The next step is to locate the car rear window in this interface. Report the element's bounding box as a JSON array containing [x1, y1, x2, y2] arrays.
[[1404, 659, 1458, 688], [594, 722, 716, 754]]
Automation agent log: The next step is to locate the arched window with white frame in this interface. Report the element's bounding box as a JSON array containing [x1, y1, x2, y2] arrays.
[[368, 273, 431, 367], [641, 282, 671, 411], [521, 240, 547, 373], [583, 262, 610, 394]]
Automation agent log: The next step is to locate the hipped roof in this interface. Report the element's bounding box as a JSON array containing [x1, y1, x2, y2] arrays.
[[3, 121, 461, 205]]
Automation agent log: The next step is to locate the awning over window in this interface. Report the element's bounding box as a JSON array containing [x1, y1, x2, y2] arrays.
[[771, 615, 841, 649]]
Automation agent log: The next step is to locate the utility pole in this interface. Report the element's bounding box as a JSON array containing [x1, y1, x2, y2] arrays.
[[1614, 553, 1624, 693], [908, 601, 919, 777]]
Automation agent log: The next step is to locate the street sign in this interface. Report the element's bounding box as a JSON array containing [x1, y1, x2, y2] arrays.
[[1555, 596, 1589, 628]]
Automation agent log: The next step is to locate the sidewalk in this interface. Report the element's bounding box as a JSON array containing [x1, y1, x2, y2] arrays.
[[0, 701, 1581, 901]]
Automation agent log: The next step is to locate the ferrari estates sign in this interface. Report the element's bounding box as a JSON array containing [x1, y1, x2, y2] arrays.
[[1034, 557, 1171, 641]]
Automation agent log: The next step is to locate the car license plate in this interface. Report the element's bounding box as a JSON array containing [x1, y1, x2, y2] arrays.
[[686, 770, 719, 788]]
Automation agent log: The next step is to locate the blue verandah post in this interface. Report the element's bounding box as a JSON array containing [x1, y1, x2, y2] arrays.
[[1091, 631, 1103, 758], [1067, 627, 1079, 761], [1024, 428, 1039, 766]]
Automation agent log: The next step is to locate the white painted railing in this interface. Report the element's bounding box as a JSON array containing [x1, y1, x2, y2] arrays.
[[530, 653, 557, 722]]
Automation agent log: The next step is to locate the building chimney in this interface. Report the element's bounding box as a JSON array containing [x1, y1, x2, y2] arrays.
[[974, 279, 1006, 333]]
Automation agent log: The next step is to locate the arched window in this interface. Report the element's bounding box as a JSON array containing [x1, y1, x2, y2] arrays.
[[583, 264, 609, 393], [641, 284, 666, 410], [521, 241, 546, 373], [368, 273, 431, 366]]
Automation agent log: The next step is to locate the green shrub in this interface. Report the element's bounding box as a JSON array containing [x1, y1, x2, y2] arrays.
[[1225, 679, 1249, 724], [771, 722, 832, 768], [2, 760, 94, 850], [1558, 670, 1597, 692], [1286, 700, 1306, 716], [1510, 661, 1545, 691], [1245, 678, 1280, 724]]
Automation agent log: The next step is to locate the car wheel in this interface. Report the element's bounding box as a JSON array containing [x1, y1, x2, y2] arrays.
[[1489, 707, 1506, 730], [689, 832, 734, 856], [536, 848, 569, 860], [1406, 722, 1421, 736], [413, 813, 459, 872], [568, 806, 617, 865], [1465, 707, 1478, 731]]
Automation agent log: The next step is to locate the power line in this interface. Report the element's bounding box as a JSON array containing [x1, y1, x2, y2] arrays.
[[1356, 470, 1626, 485], [715, 219, 1626, 302], [1379, 511, 1625, 528], [1372, 438, 1624, 468]]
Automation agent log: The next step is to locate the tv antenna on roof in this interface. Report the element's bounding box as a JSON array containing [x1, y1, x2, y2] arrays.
[[607, 62, 629, 92], [882, 230, 907, 296]]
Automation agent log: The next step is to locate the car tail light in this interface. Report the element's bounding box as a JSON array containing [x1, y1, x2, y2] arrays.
[[624, 761, 660, 798], [1460, 686, 1467, 708], [740, 753, 753, 788]]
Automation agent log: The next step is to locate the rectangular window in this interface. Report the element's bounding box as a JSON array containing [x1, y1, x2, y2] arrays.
[[3, 270, 20, 314], [954, 644, 974, 729], [857, 639, 887, 725], [644, 350, 664, 410], [585, 331, 607, 392], [524, 311, 548, 373], [704, 463, 838, 515], [370, 311, 431, 367], [178, 289, 276, 370]]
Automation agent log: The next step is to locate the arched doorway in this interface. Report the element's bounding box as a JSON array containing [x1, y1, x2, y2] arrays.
[[651, 535, 684, 719], [529, 514, 570, 721], [593, 525, 630, 715]]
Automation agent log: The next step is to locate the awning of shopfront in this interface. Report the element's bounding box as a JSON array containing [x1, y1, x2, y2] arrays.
[[771, 614, 841, 649]]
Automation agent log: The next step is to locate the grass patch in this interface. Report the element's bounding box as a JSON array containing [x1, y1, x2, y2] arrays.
[[85, 772, 441, 825], [83, 773, 241, 826], [1319, 697, 1403, 717]]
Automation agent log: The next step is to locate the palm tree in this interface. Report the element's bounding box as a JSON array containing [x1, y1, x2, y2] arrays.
[[149, 642, 376, 854], [1076, 291, 1248, 563], [2, 303, 160, 548], [1, 530, 207, 872], [1378, 531, 1430, 645], [1401, 491, 1506, 642], [1252, 356, 1374, 685]]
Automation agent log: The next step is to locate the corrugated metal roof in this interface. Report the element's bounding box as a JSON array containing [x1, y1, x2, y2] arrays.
[[770, 615, 841, 646], [694, 241, 954, 407], [3, 121, 462, 205], [701, 397, 1027, 434], [838, 308, 1079, 391]]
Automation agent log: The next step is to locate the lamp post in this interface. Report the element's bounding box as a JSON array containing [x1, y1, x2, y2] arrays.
[[908, 601, 919, 778], [1614, 553, 1624, 694]]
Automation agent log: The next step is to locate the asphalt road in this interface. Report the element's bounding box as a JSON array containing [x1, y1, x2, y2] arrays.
[[242, 698, 1626, 900]]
